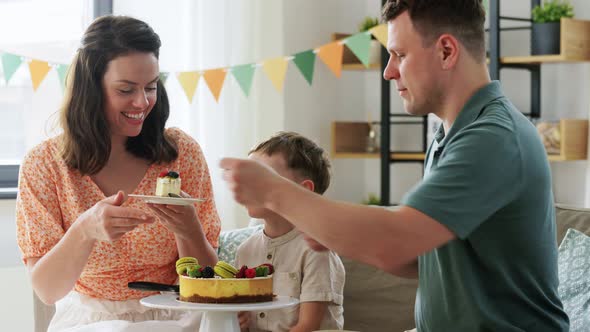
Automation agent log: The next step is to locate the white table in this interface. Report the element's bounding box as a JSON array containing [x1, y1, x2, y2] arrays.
[[140, 294, 299, 332]]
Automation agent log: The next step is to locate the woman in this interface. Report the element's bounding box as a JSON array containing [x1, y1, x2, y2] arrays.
[[16, 15, 220, 331]]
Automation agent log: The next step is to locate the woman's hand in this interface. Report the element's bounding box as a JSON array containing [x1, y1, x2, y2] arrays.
[[146, 191, 203, 240], [76, 191, 155, 242]]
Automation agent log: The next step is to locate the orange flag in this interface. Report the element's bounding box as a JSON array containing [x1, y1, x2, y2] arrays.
[[177, 71, 200, 103], [262, 57, 289, 92], [203, 68, 227, 102], [28, 60, 51, 91], [317, 42, 344, 78]]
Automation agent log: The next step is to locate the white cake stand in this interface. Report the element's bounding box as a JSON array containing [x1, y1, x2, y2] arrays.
[[140, 293, 299, 332]]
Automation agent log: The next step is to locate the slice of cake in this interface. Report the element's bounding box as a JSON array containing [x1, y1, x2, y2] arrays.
[[176, 258, 274, 303], [155, 170, 181, 197]]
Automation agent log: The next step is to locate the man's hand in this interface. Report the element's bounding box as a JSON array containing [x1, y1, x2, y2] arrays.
[[303, 233, 329, 251], [220, 158, 283, 208]]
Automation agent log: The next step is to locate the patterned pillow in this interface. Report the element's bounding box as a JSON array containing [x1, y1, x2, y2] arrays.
[[217, 225, 263, 266], [558, 228, 590, 331]]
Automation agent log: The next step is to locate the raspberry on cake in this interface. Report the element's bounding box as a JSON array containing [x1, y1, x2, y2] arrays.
[[155, 170, 181, 197], [176, 258, 274, 304]]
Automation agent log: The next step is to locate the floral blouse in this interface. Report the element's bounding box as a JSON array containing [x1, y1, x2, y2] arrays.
[[16, 127, 221, 301]]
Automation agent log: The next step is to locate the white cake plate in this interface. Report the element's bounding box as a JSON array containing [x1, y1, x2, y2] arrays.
[[140, 293, 299, 332]]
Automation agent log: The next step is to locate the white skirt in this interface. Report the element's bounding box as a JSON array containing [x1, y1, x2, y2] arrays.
[[48, 292, 202, 332]]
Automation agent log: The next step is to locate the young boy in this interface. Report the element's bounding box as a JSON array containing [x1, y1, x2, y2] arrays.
[[235, 132, 345, 332]]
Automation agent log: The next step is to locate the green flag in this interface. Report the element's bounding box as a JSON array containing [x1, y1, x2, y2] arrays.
[[293, 50, 315, 85], [159, 72, 169, 85], [2, 53, 23, 83], [231, 64, 255, 97], [345, 32, 371, 67], [55, 64, 69, 90]]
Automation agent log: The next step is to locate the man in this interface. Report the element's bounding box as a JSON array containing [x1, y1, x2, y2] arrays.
[[221, 0, 569, 330]]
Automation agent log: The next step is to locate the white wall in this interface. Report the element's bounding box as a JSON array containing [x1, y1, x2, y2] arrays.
[[281, 0, 424, 204]]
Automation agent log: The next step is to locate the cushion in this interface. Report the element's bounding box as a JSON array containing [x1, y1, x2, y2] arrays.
[[557, 228, 590, 331], [217, 225, 263, 266], [555, 204, 590, 244], [341, 257, 417, 331]]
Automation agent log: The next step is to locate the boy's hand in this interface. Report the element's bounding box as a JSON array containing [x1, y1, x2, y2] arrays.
[[238, 311, 251, 329]]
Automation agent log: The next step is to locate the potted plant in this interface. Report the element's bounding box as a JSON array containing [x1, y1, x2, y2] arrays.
[[358, 16, 382, 65], [531, 0, 574, 55]]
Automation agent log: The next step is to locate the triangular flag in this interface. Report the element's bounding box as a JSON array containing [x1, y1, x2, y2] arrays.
[[203, 68, 227, 102], [231, 64, 255, 97], [293, 50, 315, 85], [55, 64, 69, 90], [370, 24, 388, 48], [345, 32, 372, 67], [262, 57, 289, 92], [159, 72, 169, 85], [28, 59, 51, 91], [2, 53, 23, 83], [317, 42, 344, 78], [176, 71, 200, 103]]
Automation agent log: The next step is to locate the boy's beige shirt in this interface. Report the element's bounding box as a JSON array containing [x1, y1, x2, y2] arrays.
[[235, 228, 345, 332]]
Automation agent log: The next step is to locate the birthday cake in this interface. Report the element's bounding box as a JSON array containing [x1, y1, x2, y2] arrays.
[[176, 258, 274, 304]]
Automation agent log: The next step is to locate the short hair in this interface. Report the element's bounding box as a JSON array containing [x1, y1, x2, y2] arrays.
[[59, 15, 177, 175], [249, 132, 331, 195], [381, 0, 486, 62]]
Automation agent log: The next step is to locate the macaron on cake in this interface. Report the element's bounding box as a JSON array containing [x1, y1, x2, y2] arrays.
[[176, 257, 274, 303]]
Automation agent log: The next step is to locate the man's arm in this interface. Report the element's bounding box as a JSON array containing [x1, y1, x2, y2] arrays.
[[289, 302, 328, 332], [270, 183, 452, 275], [220, 158, 455, 276]]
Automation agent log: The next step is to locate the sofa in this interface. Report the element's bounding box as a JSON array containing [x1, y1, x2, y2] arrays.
[[32, 204, 590, 332]]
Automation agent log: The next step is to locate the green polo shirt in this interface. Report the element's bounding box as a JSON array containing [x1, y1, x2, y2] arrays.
[[402, 81, 569, 331]]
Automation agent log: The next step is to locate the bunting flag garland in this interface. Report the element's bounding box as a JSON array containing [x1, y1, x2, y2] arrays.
[[55, 64, 69, 90], [231, 64, 256, 97], [317, 41, 344, 78], [28, 59, 51, 91], [370, 24, 388, 48], [159, 72, 169, 85], [345, 32, 372, 67], [203, 68, 227, 101], [293, 50, 316, 85], [2, 53, 23, 83], [177, 71, 200, 103], [0, 23, 389, 103], [262, 57, 289, 92]]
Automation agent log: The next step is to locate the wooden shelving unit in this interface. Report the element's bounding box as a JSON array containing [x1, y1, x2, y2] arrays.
[[546, 119, 588, 161], [331, 122, 426, 161], [342, 63, 380, 71]]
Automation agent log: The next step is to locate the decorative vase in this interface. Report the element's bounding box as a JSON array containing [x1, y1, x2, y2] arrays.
[[532, 22, 561, 55]]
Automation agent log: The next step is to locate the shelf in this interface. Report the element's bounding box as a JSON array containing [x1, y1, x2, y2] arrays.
[[342, 63, 381, 71], [332, 152, 426, 160], [495, 19, 590, 65], [500, 54, 589, 64], [543, 119, 588, 162], [331, 121, 426, 161]]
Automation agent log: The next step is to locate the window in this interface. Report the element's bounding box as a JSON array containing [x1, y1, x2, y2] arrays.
[[0, 0, 94, 198]]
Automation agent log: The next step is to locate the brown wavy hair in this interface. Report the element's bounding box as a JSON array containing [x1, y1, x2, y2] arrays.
[[59, 15, 177, 175], [381, 0, 486, 62], [249, 132, 331, 194]]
